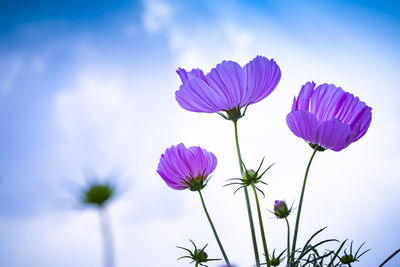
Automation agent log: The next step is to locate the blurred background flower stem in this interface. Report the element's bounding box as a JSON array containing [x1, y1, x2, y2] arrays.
[[98, 206, 115, 267]]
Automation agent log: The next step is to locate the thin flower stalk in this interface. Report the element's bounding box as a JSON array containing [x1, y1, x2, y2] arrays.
[[251, 182, 271, 267], [198, 190, 231, 266], [233, 120, 260, 267], [379, 249, 400, 267], [284, 217, 291, 267], [291, 148, 318, 262]]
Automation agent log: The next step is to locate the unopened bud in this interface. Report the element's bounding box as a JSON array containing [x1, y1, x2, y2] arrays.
[[195, 249, 208, 262], [274, 200, 290, 219], [270, 256, 282, 266]]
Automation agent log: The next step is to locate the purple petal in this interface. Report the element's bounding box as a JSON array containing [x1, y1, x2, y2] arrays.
[[160, 144, 187, 179], [157, 169, 186, 190], [186, 146, 206, 177], [344, 120, 361, 149], [336, 93, 372, 138], [315, 119, 351, 151], [310, 84, 346, 123], [175, 79, 226, 113], [333, 91, 372, 144], [205, 60, 246, 110], [243, 56, 281, 105], [286, 110, 318, 144], [293, 82, 315, 111], [177, 68, 207, 83], [176, 68, 189, 82], [157, 145, 190, 189], [186, 146, 217, 177], [352, 106, 372, 142], [157, 145, 188, 190], [335, 93, 364, 124]]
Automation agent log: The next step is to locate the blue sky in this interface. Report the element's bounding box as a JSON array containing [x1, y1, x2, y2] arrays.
[[0, 0, 399, 266]]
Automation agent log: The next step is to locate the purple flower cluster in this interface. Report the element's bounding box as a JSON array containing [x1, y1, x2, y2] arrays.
[[156, 55, 374, 267], [158, 57, 373, 189]]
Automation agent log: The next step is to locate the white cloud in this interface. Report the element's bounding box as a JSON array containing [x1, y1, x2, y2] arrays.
[[54, 70, 136, 172], [222, 21, 254, 55], [142, 0, 172, 32], [0, 54, 23, 93]]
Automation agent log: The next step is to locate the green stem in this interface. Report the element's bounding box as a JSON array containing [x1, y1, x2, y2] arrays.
[[233, 120, 260, 267], [285, 217, 291, 267], [291, 148, 318, 262], [379, 249, 400, 266], [195, 262, 199, 267], [198, 190, 231, 266], [251, 183, 271, 267]]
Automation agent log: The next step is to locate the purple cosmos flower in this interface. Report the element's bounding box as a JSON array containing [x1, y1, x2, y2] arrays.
[[175, 56, 281, 121], [287, 82, 372, 151], [157, 143, 217, 191]]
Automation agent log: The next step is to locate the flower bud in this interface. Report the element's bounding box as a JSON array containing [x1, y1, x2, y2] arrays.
[[177, 240, 221, 265], [196, 249, 208, 262], [242, 169, 256, 184], [340, 254, 356, 264], [339, 241, 370, 264], [274, 200, 290, 219], [269, 248, 285, 266], [270, 256, 282, 266]]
